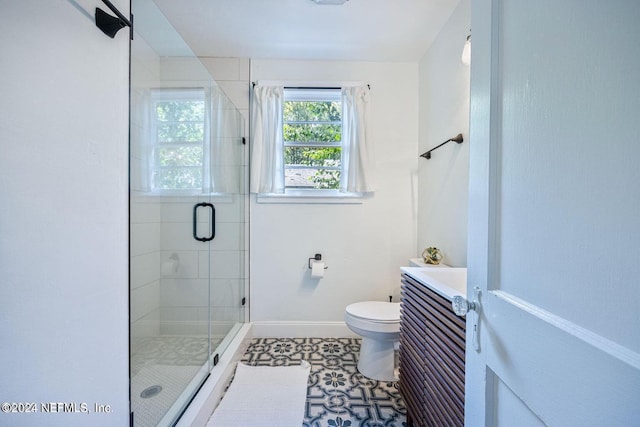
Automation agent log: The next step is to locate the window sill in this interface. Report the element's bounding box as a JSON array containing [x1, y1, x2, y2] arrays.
[[131, 190, 236, 204], [256, 189, 368, 204]]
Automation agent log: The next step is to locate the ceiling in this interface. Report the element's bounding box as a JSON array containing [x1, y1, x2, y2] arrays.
[[153, 0, 461, 62]]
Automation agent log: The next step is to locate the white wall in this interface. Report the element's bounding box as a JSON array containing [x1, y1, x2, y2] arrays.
[[250, 59, 418, 322], [418, 0, 471, 268], [0, 1, 129, 425]]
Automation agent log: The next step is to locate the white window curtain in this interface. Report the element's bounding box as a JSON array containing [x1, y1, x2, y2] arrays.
[[250, 85, 285, 194], [340, 85, 374, 193], [132, 88, 151, 192], [206, 87, 241, 194]]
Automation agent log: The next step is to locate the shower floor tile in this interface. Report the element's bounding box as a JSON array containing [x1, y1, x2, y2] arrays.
[[131, 335, 221, 427], [240, 337, 407, 427], [131, 335, 220, 376]]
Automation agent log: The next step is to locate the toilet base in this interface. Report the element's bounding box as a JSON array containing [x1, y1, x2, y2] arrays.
[[357, 337, 398, 381]]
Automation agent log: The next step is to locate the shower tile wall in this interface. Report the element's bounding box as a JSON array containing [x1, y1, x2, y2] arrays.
[[130, 197, 162, 338], [158, 196, 245, 338], [155, 58, 247, 339], [131, 52, 249, 341]]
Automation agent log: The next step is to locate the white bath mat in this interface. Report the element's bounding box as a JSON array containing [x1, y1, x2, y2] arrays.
[[206, 361, 311, 427]]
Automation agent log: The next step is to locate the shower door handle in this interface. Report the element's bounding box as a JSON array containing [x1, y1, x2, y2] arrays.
[[193, 202, 215, 242]]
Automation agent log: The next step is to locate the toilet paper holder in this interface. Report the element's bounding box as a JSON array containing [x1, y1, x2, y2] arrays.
[[308, 254, 328, 269]]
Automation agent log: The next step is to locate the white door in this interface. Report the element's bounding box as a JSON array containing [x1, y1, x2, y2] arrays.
[[465, 1, 640, 425]]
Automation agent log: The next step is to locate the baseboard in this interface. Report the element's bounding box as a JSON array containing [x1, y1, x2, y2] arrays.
[[251, 321, 357, 338]]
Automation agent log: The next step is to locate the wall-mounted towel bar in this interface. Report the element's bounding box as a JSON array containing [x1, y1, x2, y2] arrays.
[[420, 133, 464, 160]]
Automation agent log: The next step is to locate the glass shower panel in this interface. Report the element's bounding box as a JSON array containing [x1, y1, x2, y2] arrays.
[[130, 49, 214, 427], [129, 1, 246, 425], [209, 89, 247, 360]]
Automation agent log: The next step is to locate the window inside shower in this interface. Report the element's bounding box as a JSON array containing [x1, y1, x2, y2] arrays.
[[149, 88, 207, 192]]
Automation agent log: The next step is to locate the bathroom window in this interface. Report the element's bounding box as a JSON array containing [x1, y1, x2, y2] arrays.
[[283, 88, 342, 191], [149, 88, 207, 192], [251, 84, 372, 200]]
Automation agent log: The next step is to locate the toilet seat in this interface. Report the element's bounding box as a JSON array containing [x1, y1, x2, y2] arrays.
[[345, 301, 400, 323], [344, 302, 401, 336]]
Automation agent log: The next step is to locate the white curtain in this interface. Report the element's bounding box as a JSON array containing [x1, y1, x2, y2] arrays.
[[250, 85, 285, 194], [340, 85, 374, 193], [131, 88, 151, 192], [207, 87, 242, 194]]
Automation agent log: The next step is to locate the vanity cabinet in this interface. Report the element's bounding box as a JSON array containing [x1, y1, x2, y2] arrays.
[[399, 272, 466, 427]]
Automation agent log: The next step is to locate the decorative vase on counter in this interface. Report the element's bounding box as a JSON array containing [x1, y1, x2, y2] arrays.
[[422, 247, 443, 265]]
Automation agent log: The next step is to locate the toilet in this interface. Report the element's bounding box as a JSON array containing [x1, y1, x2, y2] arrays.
[[344, 301, 401, 381]]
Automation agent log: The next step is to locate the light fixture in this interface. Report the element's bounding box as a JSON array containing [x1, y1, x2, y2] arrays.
[[311, 0, 349, 5], [461, 34, 471, 65]]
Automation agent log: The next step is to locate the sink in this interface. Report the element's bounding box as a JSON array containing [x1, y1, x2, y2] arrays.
[[400, 267, 467, 300]]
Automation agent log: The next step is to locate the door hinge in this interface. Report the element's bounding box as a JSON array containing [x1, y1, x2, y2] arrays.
[[213, 353, 220, 366], [241, 297, 246, 306], [242, 137, 246, 145]]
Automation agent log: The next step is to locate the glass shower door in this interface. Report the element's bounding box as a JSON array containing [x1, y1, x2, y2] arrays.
[[130, 78, 216, 426], [207, 89, 247, 362], [129, 0, 246, 425], [130, 195, 214, 427]]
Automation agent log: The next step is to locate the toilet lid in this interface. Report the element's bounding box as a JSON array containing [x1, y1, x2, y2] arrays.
[[346, 301, 400, 323]]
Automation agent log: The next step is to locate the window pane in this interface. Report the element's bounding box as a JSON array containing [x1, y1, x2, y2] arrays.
[[285, 147, 341, 167], [158, 146, 203, 167], [282, 90, 343, 191], [156, 100, 204, 122], [283, 123, 341, 143], [283, 101, 340, 122], [285, 167, 341, 189], [154, 168, 203, 190], [285, 146, 341, 189], [157, 122, 204, 143], [150, 91, 207, 192]]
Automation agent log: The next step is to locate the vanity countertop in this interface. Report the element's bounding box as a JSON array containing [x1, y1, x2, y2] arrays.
[[400, 266, 467, 301]]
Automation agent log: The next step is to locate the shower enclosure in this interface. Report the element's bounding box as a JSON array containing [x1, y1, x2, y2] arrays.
[[129, 1, 247, 425]]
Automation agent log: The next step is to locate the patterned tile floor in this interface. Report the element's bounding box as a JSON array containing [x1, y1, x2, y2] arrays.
[[240, 338, 407, 427]]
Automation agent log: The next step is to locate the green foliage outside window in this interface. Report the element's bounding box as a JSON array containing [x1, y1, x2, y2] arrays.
[[156, 100, 204, 142], [153, 97, 205, 190], [283, 100, 342, 189]]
